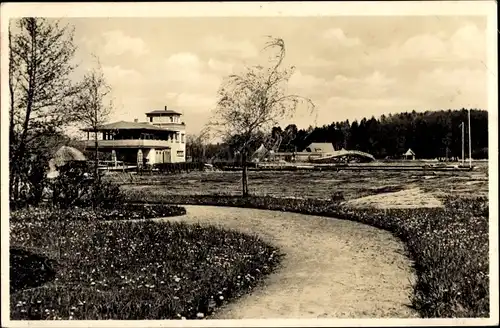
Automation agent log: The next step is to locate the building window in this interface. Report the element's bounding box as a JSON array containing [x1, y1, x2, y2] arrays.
[[149, 117, 153, 123], [170, 116, 173, 122], [177, 151, 184, 157], [181, 134, 185, 143], [175, 133, 179, 142]]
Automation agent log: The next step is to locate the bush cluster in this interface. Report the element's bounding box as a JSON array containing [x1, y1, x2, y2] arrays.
[[126, 192, 490, 318], [10, 203, 186, 223], [10, 211, 282, 320]]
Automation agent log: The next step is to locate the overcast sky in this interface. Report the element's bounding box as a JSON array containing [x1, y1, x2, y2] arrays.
[[66, 16, 487, 136]]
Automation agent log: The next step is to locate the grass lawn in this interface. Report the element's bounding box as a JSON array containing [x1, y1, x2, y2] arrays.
[[10, 205, 282, 320], [113, 161, 489, 201]]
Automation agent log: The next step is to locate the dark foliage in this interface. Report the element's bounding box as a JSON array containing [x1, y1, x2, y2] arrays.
[[10, 203, 186, 223], [10, 248, 57, 293], [50, 161, 124, 209], [283, 109, 488, 159], [208, 109, 488, 160]]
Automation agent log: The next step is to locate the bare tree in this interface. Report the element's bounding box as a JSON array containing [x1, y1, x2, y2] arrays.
[[186, 127, 212, 162], [73, 58, 113, 199], [209, 37, 315, 196], [9, 18, 82, 203]]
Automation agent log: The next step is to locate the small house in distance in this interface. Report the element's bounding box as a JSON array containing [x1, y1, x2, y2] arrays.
[[404, 148, 416, 160], [251, 144, 270, 162], [267, 142, 336, 162], [301, 142, 336, 161], [82, 105, 186, 166], [303, 142, 336, 154]]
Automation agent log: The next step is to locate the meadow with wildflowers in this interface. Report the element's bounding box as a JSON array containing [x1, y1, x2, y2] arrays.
[[10, 205, 283, 320]]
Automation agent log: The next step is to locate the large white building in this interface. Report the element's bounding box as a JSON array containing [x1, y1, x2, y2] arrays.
[[82, 105, 186, 165]]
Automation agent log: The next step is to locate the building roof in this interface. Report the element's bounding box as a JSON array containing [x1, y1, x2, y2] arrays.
[[252, 144, 269, 161], [404, 148, 416, 156], [303, 142, 335, 153], [145, 109, 182, 116], [47, 146, 86, 179], [81, 120, 172, 132]]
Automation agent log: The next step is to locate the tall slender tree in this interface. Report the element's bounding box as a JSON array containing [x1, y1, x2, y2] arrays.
[[73, 58, 113, 206], [9, 18, 82, 203], [210, 37, 315, 196]]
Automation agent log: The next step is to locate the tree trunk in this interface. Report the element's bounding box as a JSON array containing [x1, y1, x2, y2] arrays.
[[241, 151, 249, 197], [9, 26, 16, 202], [16, 20, 38, 184], [94, 130, 99, 208]]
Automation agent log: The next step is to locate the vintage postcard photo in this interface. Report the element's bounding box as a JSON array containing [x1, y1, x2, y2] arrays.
[[1, 1, 498, 327]]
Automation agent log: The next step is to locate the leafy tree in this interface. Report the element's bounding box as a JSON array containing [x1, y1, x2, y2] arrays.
[[186, 127, 212, 162], [9, 18, 82, 204]]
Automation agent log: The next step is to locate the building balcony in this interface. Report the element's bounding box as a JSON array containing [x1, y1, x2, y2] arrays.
[[83, 139, 172, 149], [150, 122, 186, 131]]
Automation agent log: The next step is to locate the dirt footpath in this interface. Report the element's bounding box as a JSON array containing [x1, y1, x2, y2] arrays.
[[344, 187, 443, 209], [162, 205, 418, 319]]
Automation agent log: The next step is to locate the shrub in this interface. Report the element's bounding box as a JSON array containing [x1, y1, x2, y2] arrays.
[[10, 204, 186, 223], [330, 191, 345, 203], [51, 162, 124, 209], [51, 162, 93, 209], [10, 248, 57, 293]]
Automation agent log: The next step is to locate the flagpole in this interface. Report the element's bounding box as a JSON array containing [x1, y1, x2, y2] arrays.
[[461, 122, 465, 166], [468, 109, 472, 168]]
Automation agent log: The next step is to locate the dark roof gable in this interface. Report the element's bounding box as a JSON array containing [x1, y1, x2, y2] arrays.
[[146, 109, 182, 116], [81, 120, 174, 132]]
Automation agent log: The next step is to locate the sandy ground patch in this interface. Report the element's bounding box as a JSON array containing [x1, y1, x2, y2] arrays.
[[344, 187, 443, 209], [160, 205, 418, 319]]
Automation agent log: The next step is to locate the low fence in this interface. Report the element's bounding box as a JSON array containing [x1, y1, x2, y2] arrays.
[[211, 162, 258, 171], [151, 162, 205, 174]]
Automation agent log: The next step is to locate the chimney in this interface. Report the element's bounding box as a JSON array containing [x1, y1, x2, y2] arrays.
[[164, 105, 168, 111], [134, 118, 138, 123]]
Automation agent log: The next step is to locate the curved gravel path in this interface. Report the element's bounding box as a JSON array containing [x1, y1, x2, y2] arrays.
[[162, 205, 418, 319]]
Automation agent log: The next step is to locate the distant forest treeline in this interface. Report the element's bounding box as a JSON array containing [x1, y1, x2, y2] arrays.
[[269, 109, 488, 159]]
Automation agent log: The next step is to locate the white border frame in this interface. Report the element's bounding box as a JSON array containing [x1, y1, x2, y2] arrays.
[[1, 1, 498, 327]]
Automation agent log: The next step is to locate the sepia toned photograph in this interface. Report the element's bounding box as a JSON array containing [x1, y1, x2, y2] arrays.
[[1, 1, 497, 327]]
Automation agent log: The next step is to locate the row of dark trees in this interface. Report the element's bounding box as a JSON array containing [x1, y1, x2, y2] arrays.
[[188, 109, 488, 162], [274, 109, 488, 159]]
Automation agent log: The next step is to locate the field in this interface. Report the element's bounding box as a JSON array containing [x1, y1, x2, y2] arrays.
[[10, 206, 282, 320], [10, 161, 491, 319], [118, 161, 490, 318], [116, 161, 489, 202]]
